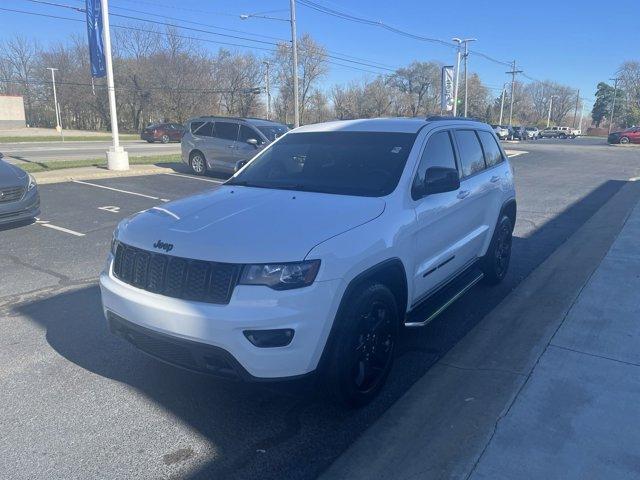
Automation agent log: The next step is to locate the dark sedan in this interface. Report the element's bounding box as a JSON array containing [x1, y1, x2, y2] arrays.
[[0, 153, 40, 226], [141, 123, 185, 143]]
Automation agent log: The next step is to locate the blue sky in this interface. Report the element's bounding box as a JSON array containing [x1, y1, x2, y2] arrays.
[[2, 0, 638, 109]]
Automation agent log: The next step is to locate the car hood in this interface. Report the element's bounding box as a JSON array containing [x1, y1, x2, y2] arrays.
[[117, 186, 386, 263], [0, 160, 27, 188]]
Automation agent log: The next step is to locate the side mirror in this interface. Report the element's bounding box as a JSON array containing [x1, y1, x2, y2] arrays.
[[246, 138, 259, 147], [423, 167, 460, 195]]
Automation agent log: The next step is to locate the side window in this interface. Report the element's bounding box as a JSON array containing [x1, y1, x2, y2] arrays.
[[215, 122, 239, 141], [477, 130, 504, 167], [412, 130, 457, 199], [193, 121, 214, 137], [455, 130, 486, 177], [190, 121, 204, 134], [239, 125, 263, 144]]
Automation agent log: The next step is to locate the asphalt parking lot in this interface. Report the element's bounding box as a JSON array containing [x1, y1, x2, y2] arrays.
[[1, 137, 639, 479]]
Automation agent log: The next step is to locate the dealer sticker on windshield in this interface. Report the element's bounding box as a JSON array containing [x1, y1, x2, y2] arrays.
[[391, 146, 403, 154]]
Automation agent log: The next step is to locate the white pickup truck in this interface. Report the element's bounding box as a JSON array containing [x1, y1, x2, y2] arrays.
[[539, 126, 580, 139]]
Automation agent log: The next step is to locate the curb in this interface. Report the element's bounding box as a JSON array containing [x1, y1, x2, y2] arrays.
[[32, 163, 188, 185]]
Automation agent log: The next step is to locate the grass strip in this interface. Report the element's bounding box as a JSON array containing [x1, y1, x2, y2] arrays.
[[0, 134, 139, 143], [20, 154, 180, 173]]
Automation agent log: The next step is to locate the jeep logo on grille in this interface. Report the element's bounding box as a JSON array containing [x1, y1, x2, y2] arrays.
[[153, 240, 174, 252]]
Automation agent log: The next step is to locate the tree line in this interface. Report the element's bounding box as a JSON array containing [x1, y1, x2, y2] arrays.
[[0, 27, 594, 132], [591, 62, 640, 129]]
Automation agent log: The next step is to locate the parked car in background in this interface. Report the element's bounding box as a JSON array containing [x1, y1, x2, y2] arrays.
[[608, 126, 640, 144], [525, 127, 539, 139], [181, 116, 289, 175], [510, 126, 527, 140], [101, 117, 516, 406], [141, 123, 185, 143], [0, 152, 40, 226], [491, 124, 509, 140], [539, 126, 576, 139]]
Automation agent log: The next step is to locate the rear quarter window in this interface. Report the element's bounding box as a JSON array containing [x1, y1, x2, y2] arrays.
[[455, 130, 486, 177], [477, 130, 504, 168]]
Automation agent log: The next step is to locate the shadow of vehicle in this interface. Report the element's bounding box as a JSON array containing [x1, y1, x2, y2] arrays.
[[11, 179, 629, 480]]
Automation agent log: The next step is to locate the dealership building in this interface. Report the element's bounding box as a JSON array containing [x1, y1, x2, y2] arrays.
[[0, 95, 26, 129]]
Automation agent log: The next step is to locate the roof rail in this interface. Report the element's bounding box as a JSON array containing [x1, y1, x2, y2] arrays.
[[425, 115, 481, 122]]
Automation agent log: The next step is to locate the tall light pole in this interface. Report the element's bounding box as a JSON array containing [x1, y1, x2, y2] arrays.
[[462, 38, 476, 117], [609, 77, 620, 134], [546, 95, 557, 128], [499, 84, 507, 125], [241, 2, 299, 127], [101, 0, 129, 170], [263, 61, 271, 120], [573, 89, 580, 128], [452, 38, 462, 116], [506, 60, 523, 127], [46, 67, 63, 141]]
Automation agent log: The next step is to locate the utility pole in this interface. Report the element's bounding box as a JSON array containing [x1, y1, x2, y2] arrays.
[[499, 84, 506, 125], [263, 61, 271, 120], [289, 0, 300, 127], [573, 89, 580, 128], [506, 60, 523, 127], [101, 0, 129, 170], [578, 107, 585, 133], [608, 77, 620, 134], [452, 37, 476, 117], [546, 95, 556, 128], [462, 38, 476, 117], [47, 67, 63, 141]]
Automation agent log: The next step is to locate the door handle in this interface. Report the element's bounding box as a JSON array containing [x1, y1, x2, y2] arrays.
[[457, 190, 470, 199], [490, 175, 500, 183]]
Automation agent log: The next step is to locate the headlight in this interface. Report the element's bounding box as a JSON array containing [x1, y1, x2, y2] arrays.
[[239, 260, 320, 290], [27, 174, 37, 191]]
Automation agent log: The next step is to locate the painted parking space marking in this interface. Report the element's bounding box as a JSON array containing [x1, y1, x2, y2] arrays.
[[164, 172, 224, 183], [98, 206, 121, 213], [506, 150, 528, 158], [72, 179, 170, 202], [35, 219, 85, 237]]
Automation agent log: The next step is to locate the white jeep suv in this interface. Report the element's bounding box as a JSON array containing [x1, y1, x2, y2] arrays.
[[100, 117, 516, 406]]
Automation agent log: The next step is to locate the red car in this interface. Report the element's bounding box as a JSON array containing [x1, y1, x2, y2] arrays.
[[141, 123, 185, 143], [608, 127, 640, 144]]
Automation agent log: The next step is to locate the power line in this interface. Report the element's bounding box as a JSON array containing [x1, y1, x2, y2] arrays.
[[14, 2, 401, 74]]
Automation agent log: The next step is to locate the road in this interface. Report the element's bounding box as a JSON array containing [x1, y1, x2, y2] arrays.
[[1, 138, 639, 479], [0, 139, 181, 164]]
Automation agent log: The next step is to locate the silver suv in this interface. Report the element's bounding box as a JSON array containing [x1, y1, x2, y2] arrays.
[[181, 116, 288, 175]]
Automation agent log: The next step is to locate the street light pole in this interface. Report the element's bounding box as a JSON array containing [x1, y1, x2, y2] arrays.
[[452, 41, 462, 117], [289, 0, 300, 127], [101, 0, 129, 170], [546, 95, 556, 128], [47, 67, 63, 141], [499, 84, 506, 125], [263, 61, 271, 120]]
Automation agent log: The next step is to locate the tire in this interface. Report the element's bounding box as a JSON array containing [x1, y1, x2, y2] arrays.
[[324, 283, 399, 408], [620, 136, 630, 144], [189, 151, 207, 176], [161, 134, 170, 144], [481, 215, 513, 285]]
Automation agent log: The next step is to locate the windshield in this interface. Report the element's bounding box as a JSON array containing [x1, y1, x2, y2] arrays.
[[227, 131, 417, 197], [257, 125, 289, 141]]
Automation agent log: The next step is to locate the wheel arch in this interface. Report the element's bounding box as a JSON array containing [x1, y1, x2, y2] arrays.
[[316, 258, 408, 372], [500, 198, 517, 231]]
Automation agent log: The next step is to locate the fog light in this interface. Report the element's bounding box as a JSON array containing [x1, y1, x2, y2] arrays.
[[243, 329, 294, 348]]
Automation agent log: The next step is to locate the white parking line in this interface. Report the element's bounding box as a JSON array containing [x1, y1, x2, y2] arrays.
[[164, 172, 224, 183], [35, 220, 85, 237], [507, 151, 528, 158], [72, 179, 169, 201]]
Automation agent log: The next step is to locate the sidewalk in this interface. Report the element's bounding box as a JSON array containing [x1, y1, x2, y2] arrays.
[[322, 180, 640, 480]]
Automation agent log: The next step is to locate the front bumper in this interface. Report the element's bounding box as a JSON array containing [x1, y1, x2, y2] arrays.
[[0, 188, 40, 225], [100, 261, 342, 379]]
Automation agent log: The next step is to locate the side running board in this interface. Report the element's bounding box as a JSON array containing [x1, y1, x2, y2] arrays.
[[404, 268, 484, 328]]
